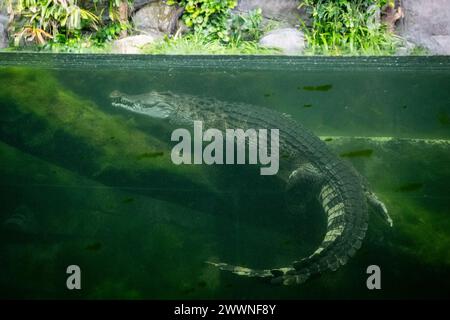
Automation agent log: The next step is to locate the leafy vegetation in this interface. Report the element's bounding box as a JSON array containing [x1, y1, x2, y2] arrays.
[[9, 0, 99, 46], [167, 0, 237, 42], [149, 3, 267, 55], [5, 0, 130, 49], [91, 21, 129, 46], [228, 8, 263, 46], [1, 0, 404, 55], [300, 0, 400, 55]]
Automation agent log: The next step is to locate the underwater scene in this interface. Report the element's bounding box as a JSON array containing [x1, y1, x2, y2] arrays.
[[0, 54, 449, 299]]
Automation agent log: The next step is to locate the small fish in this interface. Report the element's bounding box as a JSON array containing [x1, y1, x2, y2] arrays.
[[3, 205, 38, 234], [395, 182, 424, 192], [85, 242, 102, 251], [302, 84, 333, 92], [369, 108, 383, 117], [2, 206, 83, 245], [323, 138, 333, 142], [303, 104, 313, 108], [340, 149, 373, 158], [264, 93, 272, 98], [437, 111, 450, 126], [122, 197, 135, 204], [402, 105, 408, 109], [137, 151, 164, 160]]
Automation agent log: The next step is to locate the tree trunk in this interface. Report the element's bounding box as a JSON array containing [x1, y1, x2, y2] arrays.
[[118, 1, 128, 38]]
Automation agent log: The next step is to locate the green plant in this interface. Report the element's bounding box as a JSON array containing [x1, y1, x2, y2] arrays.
[[97, 0, 132, 34], [142, 33, 278, 55], [167, 0, 237, 42], [10, 0, 100, 46], [409, 45, 429, 56], [6, 0, 133, 49], [228, 8, 263, 46], [301, 0, 399, 55], [84, 1, 133, 45], [92, 21, 129, 45]]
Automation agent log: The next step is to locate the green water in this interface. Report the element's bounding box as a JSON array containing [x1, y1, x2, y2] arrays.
[[0, 53, 449, 299]]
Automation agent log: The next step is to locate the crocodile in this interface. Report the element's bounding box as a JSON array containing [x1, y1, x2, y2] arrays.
[[110, 90, 393, 285]]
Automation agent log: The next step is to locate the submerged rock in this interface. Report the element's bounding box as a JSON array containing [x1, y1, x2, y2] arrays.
[[0, 69, 215, 211], [259, 28, 305, 55], [111, 34, 161, 54], [132, 0, 184, 36], [398, 0, 450, 55]]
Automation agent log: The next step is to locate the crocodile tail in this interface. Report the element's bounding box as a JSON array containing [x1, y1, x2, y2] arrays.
[[270, 164, 369, 285], [205, 261, 275, 279], [205, 261, 302, 284], [206, 162, 369, 286]]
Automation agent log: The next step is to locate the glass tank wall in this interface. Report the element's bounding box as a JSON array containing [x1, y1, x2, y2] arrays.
[[0, 53, 449, 299]]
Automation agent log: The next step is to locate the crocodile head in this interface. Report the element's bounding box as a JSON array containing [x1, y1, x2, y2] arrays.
[[110, 90, 177, 119]]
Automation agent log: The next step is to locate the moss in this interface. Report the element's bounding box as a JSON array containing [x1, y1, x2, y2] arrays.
[[395, 200, 450, 266]]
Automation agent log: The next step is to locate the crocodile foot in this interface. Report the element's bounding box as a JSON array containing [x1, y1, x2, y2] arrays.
[[366, 191, 393, 227]]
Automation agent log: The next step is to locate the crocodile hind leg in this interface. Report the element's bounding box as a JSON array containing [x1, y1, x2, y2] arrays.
[[206, 163, 326, 283], [285, 163, 325, 215], [366, 191, 393, 227], [358, 173, 393, 227]]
